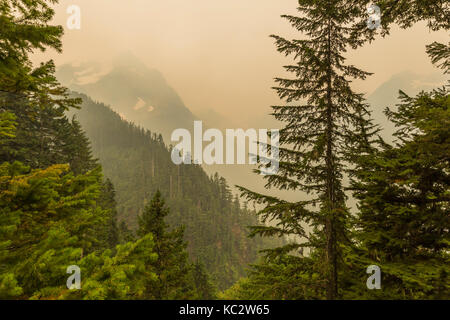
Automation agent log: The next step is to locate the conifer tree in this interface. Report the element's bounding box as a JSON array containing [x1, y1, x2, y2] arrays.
[[138, 190, 193, 299], [350, 87, 449, 299], [94, 178, 120, 250], [346, 33, 449, 299], [0, 90, 97, 174], [119, 221, 135, 244], [192, 261, 217, 300], [238, 0, 373, 299]]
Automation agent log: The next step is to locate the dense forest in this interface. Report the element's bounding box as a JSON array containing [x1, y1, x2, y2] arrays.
[[0, 0, 449, 300], [67, 92, 281, 289]]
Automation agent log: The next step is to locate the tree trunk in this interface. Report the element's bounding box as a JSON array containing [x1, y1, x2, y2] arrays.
[[325, 17, 338, 300]]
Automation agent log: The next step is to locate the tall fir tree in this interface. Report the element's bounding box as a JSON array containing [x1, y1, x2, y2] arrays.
[[137, 190, 193, 299], [238, 0, 373, 299]]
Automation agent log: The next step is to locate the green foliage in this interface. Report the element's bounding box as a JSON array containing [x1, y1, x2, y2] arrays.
[[94, 178, 120, 250], [0, 0, 66, 96], [426, 41, 450, 74], [137, 190, 194, 299], [192, 261, 217, 300], [237, 0, 374, 299], [350, 0, 449, 42], [377, 0, 449, 31], [119, 220, 135, 244], [70, 92, 282, 290], [0, 162, 108, 298], [62, 234, 158, 300], [0, 111, 15, 139], [0, 0, 88, 173], [0, 91, 96, 174], [349, 88, 450, 299], [220, 255, 322, 300]]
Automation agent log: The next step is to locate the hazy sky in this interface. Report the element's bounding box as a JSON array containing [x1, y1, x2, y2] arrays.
[[33, 0, 448, 124]]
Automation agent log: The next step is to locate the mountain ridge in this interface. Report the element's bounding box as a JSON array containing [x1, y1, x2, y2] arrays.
[[57, 55, 197, 141]]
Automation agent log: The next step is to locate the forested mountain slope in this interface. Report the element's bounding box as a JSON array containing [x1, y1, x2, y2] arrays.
[[68, 92, 281, 289], [57, 55, 197, 141]]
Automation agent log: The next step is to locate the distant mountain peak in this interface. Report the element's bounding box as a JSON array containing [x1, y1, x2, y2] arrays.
[[56, 55, 196, 141], [112, 51, 148, 70], [110, 52, 166, 81], [367, 70, 447, 142]]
